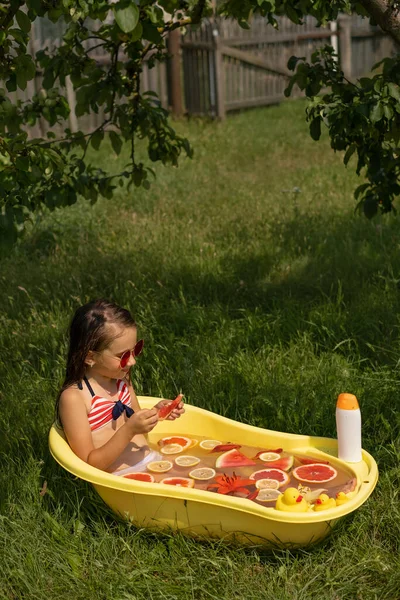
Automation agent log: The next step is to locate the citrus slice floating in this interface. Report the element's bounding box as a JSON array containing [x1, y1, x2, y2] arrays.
[[256, 488, 282, 503], [157, 436, 193, 451], [199, 440, 222, 450], [249, 468, 290, 488], [189, 467, 216, 481], [255, 478, 280, 490], [123, 472, 155, 483], [160, 443, 185, 455], [174, 455, 201, 467], [147, 460, 173, 473], [292, 464, 337, 483], [258, 452, 281, 462], [160, 477, 194, 487]]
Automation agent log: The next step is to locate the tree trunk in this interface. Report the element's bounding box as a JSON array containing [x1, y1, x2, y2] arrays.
[[360, 0, 400, 45]]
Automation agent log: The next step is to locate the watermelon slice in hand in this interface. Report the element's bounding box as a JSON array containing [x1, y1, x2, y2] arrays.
[[157, 394, 184, 420]]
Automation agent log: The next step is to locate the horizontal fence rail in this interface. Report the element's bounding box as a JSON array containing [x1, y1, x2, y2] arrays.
[[5, 13, 397, 136]]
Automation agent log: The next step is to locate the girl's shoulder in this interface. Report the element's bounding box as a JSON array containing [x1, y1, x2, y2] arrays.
[[59, 382, 86, 405]]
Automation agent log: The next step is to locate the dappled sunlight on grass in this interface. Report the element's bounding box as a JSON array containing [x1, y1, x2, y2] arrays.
[[0, 99, 399, 599]]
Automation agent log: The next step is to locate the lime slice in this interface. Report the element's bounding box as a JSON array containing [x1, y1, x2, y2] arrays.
[[175, 455, 201, 467], [256, 488, 282, 502], [189, 467, 216, 481], [199, 440, 222, 450], [255, 478, 280, 490], [258, 452, 281, 462], [160, 443, 184, 455], [147, 460, 173, 473]]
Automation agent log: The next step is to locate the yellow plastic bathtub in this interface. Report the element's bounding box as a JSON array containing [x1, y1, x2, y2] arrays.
[[49, 397, 378, 548]]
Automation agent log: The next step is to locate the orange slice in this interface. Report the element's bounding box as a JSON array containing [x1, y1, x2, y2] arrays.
[[174, 455, 201, 467], [255, 478, 280, 490], [160, 443, 185, 455], [256, 489, 282, 502], [258, 452, 281, 462], [199, 440, 222, 450], [189, 467, 216, 481], [147, 460, 173, 473]]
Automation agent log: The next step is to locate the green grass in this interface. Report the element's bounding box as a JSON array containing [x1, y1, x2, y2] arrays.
[[1, 99, 400, 599]]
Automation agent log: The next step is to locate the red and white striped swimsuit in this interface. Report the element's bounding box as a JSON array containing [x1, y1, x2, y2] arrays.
[[85, 378, 133, 432]]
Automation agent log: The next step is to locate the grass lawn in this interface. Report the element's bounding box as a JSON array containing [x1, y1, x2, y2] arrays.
[[0, 99, 399, 599]]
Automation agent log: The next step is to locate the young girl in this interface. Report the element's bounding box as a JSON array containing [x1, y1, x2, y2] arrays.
[[56, 299, 184, 474]]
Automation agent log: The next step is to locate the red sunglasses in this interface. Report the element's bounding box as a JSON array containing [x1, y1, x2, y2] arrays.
[[118, 339, 144, 369]]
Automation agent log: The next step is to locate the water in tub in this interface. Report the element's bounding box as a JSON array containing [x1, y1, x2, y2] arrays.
[[116, 434, 357, 510]]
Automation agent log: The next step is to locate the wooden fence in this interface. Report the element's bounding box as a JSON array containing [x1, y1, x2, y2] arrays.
[[181, 14, 396, 118], [8, 13, 397, 135]]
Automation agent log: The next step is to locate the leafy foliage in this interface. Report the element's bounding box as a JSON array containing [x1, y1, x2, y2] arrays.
[[0, 0, 203, 240], [0, 0, 400, 240], [284, 47, 400, 217]]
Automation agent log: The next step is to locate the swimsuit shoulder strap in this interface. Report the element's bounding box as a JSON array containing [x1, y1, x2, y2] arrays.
[[77, 375, 96, 398]]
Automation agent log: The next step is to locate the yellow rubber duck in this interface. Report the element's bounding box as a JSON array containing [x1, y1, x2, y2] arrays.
[[313, 493, 336, 511], [335, 492, 350, 506], [275, 487, 310, 512]]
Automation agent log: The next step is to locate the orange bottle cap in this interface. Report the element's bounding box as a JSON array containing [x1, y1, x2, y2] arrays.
[[336, 393, 359, 410]]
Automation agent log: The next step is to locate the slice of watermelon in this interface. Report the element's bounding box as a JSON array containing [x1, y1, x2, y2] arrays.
[[160, 477, 194, 487], [249, 468, 290, 488], [210, 444, 242, 453], [292, 464, 337, 483], [215, 449, 257, 468], [157, 394, 183, 420]]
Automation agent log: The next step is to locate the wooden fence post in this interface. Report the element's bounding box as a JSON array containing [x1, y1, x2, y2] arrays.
[[168, 28, 183, 116], [338, 14, 352, 79], [213, 26, 225, 120]]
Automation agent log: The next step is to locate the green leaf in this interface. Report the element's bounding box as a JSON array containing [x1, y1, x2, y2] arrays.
[[130, 22, 143, 42], [142, 22, 162, 44], [16, 10, 31, 33], [370, 102, 384, 123], [109, 130, 122, 155], [113, 1, 139, 33], [383, 104, 393, 120], [343, 143, 356, 166], [90, 129, 104, 150], [387, 83, 400, 102], [309, 117, 321, 141], [16, 156, 30, 171]]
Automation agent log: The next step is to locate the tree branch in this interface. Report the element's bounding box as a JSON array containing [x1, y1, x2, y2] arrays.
[[360, 0, 400, 45]]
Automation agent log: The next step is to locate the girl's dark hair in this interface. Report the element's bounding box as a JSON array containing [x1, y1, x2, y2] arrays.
[[55, 299, 136, 425]]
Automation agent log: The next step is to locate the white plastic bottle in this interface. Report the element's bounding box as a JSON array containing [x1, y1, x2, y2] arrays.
[[335, 393, 362, 463]]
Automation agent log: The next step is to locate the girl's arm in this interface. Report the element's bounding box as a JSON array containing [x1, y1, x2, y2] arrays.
[[59, 388, 158, 471]]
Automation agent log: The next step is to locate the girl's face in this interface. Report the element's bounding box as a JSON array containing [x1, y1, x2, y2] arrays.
[[90, 326, 139, 378]]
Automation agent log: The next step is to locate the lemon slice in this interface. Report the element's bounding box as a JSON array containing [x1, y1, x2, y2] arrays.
[[160, 443, 185, 455], [256, 489, 282, 502], [189, 467, 216, 481], [175, 455, 201, 467], [199, 440, 222, 450], [255, 478, 280, 490], [147, 460, 173, 473], [258, 452, 281, 462]]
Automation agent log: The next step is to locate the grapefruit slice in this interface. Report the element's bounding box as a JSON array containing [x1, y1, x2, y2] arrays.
[[174, 455, 201, 467], [249, 468, 290, 488], [259, 455, 294, 471], [157, 394, 183, 420], [158, 436, 193, 451], [292, 464, 337, 483], [255, 478, 280, 490], [215, 449, 257, 468], [199, 440, 222, 450], [123, 472, 155, 482], [256, 488, 282, 503], [147, 460, 173, 473], [160, 443, 185, 455], [160, 477, 194, 487], [189, 467, 216, 481]]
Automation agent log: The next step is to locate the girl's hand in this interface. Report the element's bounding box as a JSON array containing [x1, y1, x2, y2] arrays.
[[128, 408, 159, 434], [155, 399, 185, 421]]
